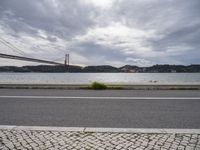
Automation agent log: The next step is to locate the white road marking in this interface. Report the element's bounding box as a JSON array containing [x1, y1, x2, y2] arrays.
[[0, 95, 200, 99], [0, 125, 200, 134]]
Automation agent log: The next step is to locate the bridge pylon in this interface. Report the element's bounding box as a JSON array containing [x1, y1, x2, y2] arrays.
[[64, 54, 69, 66]]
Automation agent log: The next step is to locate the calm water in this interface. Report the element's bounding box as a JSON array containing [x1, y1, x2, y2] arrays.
[[0, 73, 200, 84]]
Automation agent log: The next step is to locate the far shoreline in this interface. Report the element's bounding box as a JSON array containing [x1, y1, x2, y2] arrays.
[[0, 64, 200, 73]]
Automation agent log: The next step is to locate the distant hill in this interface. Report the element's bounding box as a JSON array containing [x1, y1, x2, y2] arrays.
[[0, 65, 82, 73], [119, 64, 200, 73], [119, 65, 140, 73], [0, 64, 200, 73], [83, 65, 120, 73]]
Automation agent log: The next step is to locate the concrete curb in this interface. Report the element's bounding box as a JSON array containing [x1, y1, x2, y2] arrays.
[[0, 84, 200, 90], [0, 125, 200, 134], [1, 96, 200, 100]]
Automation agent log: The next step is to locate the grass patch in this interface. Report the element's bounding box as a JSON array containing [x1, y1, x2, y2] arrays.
[[90, 82, 107, 90], [80, 82, 124, 90]]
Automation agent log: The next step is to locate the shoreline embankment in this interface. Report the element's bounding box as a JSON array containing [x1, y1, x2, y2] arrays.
[[0, 83, 200, 90]]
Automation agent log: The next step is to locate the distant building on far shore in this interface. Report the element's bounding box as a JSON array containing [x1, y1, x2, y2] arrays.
[[171, 70, 176, 73]]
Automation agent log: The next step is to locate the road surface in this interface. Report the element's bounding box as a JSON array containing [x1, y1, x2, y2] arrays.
[[0, 89, 200, 128]]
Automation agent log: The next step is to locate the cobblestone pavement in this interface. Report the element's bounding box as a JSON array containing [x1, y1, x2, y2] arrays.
[[0, 129, 200, 150]]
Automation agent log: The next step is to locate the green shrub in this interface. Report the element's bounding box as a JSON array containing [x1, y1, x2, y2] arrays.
[[90, 82, 107, 90]]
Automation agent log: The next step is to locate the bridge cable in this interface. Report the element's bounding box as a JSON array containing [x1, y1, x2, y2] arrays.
[[0, 38, 30, 57], [0, 37, 65, 63]]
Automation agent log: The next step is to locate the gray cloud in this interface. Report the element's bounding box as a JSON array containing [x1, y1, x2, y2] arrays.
[[74, 42, 127, 65], [0, 0, 96, 38], [0, 0, 200, 66]]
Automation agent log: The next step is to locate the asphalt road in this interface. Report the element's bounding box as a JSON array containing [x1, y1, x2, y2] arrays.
[[0, 89, 200, 128]]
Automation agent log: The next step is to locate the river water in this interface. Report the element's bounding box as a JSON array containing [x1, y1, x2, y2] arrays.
[[0, 73, 200, 84]]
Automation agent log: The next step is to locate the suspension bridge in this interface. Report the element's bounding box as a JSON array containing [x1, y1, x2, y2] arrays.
[[0, 37, 69, 66]]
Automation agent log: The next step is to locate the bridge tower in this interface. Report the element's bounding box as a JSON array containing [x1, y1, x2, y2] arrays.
[[65, 54, 69, 66]]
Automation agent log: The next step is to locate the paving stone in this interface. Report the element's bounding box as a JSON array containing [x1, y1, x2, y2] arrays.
[[0, 129, 199, 150]]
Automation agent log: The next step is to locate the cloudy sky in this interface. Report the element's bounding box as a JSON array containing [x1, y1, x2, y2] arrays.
[[0, 0, 200, 66]]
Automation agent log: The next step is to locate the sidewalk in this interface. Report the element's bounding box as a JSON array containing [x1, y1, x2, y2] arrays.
[[0, 126, 200, 150]]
